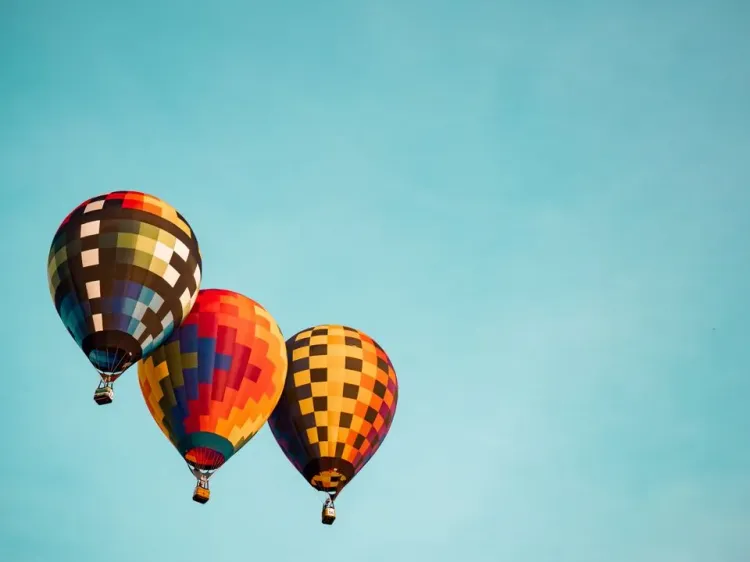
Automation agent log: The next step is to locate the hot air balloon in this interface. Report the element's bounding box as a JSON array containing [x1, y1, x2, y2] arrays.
[[138, 289, 288, 504], [268, 324, 399, 525], [47, 191, 202, 405]]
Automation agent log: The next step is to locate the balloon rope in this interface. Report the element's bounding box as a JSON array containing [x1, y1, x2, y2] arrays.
[[109, 346, 129, 376], [99, 346, 110, 377], [97, 346, 130, 382], [186, 450, 225, 484]]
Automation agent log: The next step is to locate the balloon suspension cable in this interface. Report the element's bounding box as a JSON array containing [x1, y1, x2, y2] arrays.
[[188, 463, 214, 504], [102, 346, 133, 380], [321, 491, 337, 525], [188, 463, 217, 486]]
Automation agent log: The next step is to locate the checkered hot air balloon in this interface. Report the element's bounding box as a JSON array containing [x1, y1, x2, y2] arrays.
[[268, 325, 399, 525], [47, 191, 202, 405], [137, 289, 288, 504]]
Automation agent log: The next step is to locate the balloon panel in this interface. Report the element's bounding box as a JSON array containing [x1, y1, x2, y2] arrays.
[[269, 325, 398, 495], [138, 289, 288, 470], [47, 191, 202, 378]]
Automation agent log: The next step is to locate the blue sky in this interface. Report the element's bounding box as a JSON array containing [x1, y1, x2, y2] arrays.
[[2, 0, 749, 560]]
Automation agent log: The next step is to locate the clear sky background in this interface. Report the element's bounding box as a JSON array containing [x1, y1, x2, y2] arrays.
[[1, 1, 749, 561]]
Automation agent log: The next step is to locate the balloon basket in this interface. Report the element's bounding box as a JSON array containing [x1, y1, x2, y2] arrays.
[[93, 386, 114, 405], [193, 485, 210, 504], [321, 505, 336, 525]]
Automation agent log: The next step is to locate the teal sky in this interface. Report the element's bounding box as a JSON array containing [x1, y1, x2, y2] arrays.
[[2, 1, 749, 560]]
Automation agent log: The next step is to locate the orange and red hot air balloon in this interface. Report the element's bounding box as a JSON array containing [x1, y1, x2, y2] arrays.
[[138, 288, 287, 503]]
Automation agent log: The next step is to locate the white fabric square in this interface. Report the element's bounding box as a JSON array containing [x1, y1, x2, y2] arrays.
[[133, 301, 149, 321], [84, 200, 105, 213], [80, 220, 100, 237], [149, 293, 164, 313], [85, 280, 101, 299], [134, 323, 146, 340], [81, 249, 99, 267], [153, 241, 174, 263], [173, 238, 190, 261], [92, 313, 103, 332], [164, 264, 180, 287]]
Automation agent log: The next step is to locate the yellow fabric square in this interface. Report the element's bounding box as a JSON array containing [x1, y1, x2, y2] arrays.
[[292, 347, 310, 360], [306, 427, 319, 445], [294, 370, 311, 386], [299, 397, 314, 415]]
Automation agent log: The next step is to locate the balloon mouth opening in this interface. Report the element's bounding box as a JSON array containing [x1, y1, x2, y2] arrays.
[[303, 459, 356, 496], [311, 469, 349, 494], [185, 447, 226, 471], [87, 348, 134, 373], [83, 332, 142, 375]]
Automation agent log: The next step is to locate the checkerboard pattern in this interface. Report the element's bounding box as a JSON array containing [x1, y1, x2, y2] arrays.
[[268, 325, 399, 497], [138, 289, 288, 472], [47, 191, 202, 380]]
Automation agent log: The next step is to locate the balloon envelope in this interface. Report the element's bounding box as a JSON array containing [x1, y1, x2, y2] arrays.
[[138, 289, 288, 471], [268, 325, 399, 498], [47, 190, 202, 380]]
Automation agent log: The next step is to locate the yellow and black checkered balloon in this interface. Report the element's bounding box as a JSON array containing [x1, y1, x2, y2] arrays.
[[268, 325, 399, 498]]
